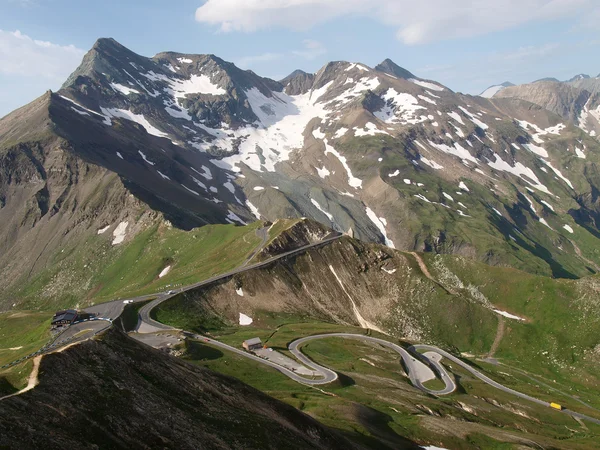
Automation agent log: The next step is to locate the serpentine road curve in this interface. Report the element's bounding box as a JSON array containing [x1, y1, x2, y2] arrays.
[[181, 333, 600, 425], [287, 333, 455, 395]]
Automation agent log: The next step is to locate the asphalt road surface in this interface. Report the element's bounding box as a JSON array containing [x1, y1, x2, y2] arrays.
[[184, 332, 339, 385]]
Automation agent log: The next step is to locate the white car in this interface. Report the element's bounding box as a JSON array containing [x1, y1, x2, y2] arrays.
[[167, 290, 176, 295]]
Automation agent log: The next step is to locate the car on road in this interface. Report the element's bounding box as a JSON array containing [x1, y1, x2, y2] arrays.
[[167, 290, 176, 295]]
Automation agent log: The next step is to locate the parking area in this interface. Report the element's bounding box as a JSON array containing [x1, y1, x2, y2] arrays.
[[130, 332, 183, 350]]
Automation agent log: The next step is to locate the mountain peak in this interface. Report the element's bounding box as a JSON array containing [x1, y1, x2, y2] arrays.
[[567, 73, 591, 82], [281, 69, 315, 95], [374, 58, 415, 80], [92, 37, 126, 51], [533, 77, 560, 83]]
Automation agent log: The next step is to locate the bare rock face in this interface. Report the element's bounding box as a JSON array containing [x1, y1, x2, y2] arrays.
[[260, 219, 332, 259], [0, 329, 369, 450], [494, 81, 591, 123]]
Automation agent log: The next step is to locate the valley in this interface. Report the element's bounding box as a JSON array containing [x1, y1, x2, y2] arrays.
[[2, 221, 600, 448]]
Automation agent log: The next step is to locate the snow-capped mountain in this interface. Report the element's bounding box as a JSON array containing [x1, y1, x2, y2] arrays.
[[4, 37, 600, 289], [479, 82, 514, 98]]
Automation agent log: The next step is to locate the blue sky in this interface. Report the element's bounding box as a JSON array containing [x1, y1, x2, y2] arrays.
[[1, 0, 600, 117]]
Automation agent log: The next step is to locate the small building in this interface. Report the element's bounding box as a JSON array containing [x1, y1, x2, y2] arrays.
[[51, 309, 78, 329], [242, 337, 263, 351]]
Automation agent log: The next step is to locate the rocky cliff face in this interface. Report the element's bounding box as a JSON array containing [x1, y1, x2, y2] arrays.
[[0, 329, 367, 450], [494, 81, 591, 125]]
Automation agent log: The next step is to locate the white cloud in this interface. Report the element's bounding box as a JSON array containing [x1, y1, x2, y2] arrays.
[[292, 39, 327, 60], [196, 0, 598, 45], [0, 29, 85, 80], [236, 52, 282, 68]]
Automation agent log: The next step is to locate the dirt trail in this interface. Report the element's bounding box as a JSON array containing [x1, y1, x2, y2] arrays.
[[0, 355, 42, 401], [409, 252, 434, 280], [242, 227, 268, 267], [487, 316, 505, 358], [408, 252, 458, 295]]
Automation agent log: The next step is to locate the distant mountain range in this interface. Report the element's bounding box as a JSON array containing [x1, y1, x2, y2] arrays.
[[3, 37, 600, 308]]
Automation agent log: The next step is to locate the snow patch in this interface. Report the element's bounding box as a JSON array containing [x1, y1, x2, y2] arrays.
[[311, 198, 334, 222], [543, 160, 573, 189], [487, 153, 552, 195], [159, 266, 171, 278], [563, 224, 574, 233], [447, 111, 464, 125], [324, 139, 362, 188], [110, 82, 140, 96], [418, 94, 436, 105], [409, 79, 445, 91], [316, 166, 330, 178], [354, 122, 389, 137], [182, 185, 200, 196], [227, 211, 246, 225], [157, 170, 170, 180], [443, 192, 454, 202], [138, 150, 155, 165], [375, 88, 426, 125], [97, 225, 110, 235], [539, 218, 553, 229], [239, 313, 253, 325], [428, 140, 478, 164], [420, 157, 444, 170], [213, 81, 333, 173], [102, 108, 169, 138], [366, 207, 394, 248], [458, 106, 488, 130], [112, 221, 128, 245], [334, 127, 348, 138], [493, 309, 526, 321], [246, 201, 261, 220]]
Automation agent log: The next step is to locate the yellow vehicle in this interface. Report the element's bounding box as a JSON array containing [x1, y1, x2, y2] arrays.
[[550, 402, 563, 411]]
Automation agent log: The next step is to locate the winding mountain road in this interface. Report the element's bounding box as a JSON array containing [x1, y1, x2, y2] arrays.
[[14, 230, 600, 426], [136, 232, 342, 333], [287, 334, 455, 394]]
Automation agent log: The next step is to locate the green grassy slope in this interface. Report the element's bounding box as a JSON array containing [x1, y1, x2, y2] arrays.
[[9, 221, 265, 311]]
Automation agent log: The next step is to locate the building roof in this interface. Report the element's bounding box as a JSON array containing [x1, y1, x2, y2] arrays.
[[51, 310, 77, 324], [244, 337, 262, 346]]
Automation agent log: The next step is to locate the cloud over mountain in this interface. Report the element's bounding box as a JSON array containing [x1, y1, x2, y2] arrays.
[[0, 29, 84, 80], [195, 0, 597, 45]]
